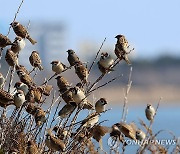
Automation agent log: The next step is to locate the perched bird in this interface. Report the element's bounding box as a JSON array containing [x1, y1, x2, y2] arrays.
[[0, 73, 5, 89], [55, 76, 70, 90], [114, 122, 137, 140], [5, 49, 18, 67], [136, 129, 146, 141], [14, 90, 25, 108], [34, 107, 46, 126], [67, 49, 80, 66], [77, 112, 99, 130], [145, 104, 155, 121], [58, 101, 77, 118], [29, 51, 43, 70], [30, 87, 44, 103], [16, 64, 29, 74], [14, 82, 29, 96], [114, 34, 132, 65], [45, 129, 65, 152], [17, 70, 34, 87], [60, 88, 74, 104], [51, 61, 66, 74], [0, 33, 13, 48], [10, 21, 37, 45], [11, 36, 25, 55], [71, 86, 93, 109], [26, 140, 39, 154], [39, 84, 53, 96], [74, 61, 89, 84], [26, 88, 35, 103], [95, 98, 107, 113], [98, 52, 114, 74], [0, 89, 14, 108]]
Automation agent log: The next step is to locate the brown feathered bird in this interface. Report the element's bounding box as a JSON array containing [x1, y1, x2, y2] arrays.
[[26, 140, 39, 154], [5, 49, 18, 67], [45, 129, 65, 152], [29, 51, 43, 70], [55, 76, 70, 90], [0, 33, 13, 48], [67, 49, 80, 66], [10, 21, 37, 45], [17, 70, 34, 87], [114, 122, 137, 140], [74, 61, 89, 84], [11, 36, 25, 55], [95, 98, 107, 113], [114, 34, 133, 65], [60, 88, 74, 104], [51, 60, 66, 74], [0, 89, 14, 108]]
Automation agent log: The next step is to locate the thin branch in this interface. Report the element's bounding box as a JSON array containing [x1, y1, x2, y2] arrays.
[[88, 37, 106, 74], [6, 0, 25, 36], [121, 67, 133, 122]]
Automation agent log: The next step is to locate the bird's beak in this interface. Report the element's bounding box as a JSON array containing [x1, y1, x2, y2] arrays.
[[50, 62, 53, 64], [10, 23, 12, 26], [115, 35, 118, 38]]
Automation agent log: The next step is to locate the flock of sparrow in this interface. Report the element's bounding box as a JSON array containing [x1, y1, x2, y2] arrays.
[[0, 21, 156, 153]]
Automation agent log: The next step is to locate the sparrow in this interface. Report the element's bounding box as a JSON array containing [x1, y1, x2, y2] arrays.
[[0, 33, 13, 48], [0, 73, 5, 89], [14, 90, 25, 108], [95, 98, 107, 113], [34, 107, 46, 126], [5, 49, 18, 67], [145, 104, 155, 121], [17, 70, 35, 87], [60, 88, 74, 104], [0, 89, 14, 108], [10, 21, 37, 45], [114, 122, 137, 140], [39, 84, 53, 96], [30, 87, 44, 103], [26, 140, 39, 154], [78, 112, 99, 130], [14, 82, 29, 96], [74, 61, 89, 84], [58, 101, 77, 118], [71, 86, 93, 109], [55, 76, 70, 90], [98, 52, 114, 74], [16, 64, 29, 74], [114, 34, 132, 65], [67, 49, 80, 66], [136, 129, 146, 141], [29, 51, 43, 70], [45, 129, 65, 152], [11, 36, 25, 55], [51, 61, 66, 74]]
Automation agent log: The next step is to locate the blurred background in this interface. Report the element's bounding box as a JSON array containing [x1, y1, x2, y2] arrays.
[[1, 0, 180, 139]]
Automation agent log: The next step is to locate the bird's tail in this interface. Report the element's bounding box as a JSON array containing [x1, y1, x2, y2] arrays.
[[27, 35, 37, 45]]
